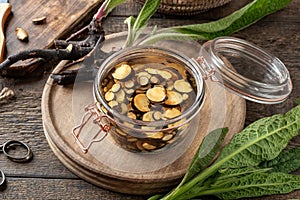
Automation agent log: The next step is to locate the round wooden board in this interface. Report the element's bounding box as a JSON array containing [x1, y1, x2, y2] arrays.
[[41, 33, 246, 195]]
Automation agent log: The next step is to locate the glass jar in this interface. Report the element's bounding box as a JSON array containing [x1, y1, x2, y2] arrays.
[[93, 46, 205, 152], [72, 36, 292, 153]]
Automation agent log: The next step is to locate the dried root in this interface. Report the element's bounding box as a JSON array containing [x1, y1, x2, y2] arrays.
[[15, 28, 28, 41], [0, 20, 105, 84], [0, 87, 14, 103]]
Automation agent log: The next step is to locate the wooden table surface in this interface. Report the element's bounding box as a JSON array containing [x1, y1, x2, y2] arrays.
[[0, 0, 299, 199]]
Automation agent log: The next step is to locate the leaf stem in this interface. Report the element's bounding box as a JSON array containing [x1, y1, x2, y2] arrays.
[[161, 164, 219, 199], [161, 112, 300, 199]]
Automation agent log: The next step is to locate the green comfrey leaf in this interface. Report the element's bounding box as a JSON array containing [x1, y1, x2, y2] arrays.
[[125, 0, 160, 47], [176, 167, 273, 199], [217, 105, 300, 169], [296, 99, 300, 105], [163, 1, 254, 38], [140, 0, 292, 44], [159, 105, 300, 200], [212, 167, 272, 187], [259, 147, 300, 173], [151, 128, 228, 200], [133, 0, 160, 32], [180, 128, 228, 186], [139, 31, 205, 45], [211, 173, 300, 199]]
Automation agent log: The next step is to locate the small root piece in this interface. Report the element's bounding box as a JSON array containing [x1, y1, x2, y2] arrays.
[[146, 86, 166, 102], [15, 28, 29, 41], [112, 64, 133, 80], [0, 87, 15, 102], [32, 16, 47, 25], [134, 94, 150, 112]]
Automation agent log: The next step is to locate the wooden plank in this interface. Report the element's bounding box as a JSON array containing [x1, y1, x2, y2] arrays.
[[0, 177, 300, 199], [5, 0, 104, 57], [0, 78, 78, 179], [0, 178, 143, 200]]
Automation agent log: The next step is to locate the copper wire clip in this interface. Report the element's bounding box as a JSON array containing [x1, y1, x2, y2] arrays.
[[72, 103, 110, 153]]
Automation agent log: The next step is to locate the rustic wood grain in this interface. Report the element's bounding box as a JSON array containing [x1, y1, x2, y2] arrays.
[[5, 0, 103, 56], [0, 0, 299, 199], [0, 177, 144, 200], [1, 0, 104, 76]]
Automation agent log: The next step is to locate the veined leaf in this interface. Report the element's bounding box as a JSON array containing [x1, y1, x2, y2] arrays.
[[177, 167, 272, 199], [217, 105, 300, 168], [212, 167, 272, 186], [140, 0, 292, 44], [259, 147, 300, 173], [211, 173, 300, 199], [160, 105, 300, 200]]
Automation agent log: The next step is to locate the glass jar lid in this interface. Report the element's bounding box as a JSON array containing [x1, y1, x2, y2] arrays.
[[198, 37, 292, 104]]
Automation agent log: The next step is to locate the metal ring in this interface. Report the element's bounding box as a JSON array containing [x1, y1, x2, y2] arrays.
[[0, 170, 6, 191], [2, 140, 33, 163]]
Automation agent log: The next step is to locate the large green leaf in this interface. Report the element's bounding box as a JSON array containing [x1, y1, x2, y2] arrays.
[[172, 0, 292, 39], [176, 167, 272, 199], [160, 105, 300, 200], [175, 170, 300, 199], [217, 105, 300, 168], [212, 173, 300, 199], [212, 167, 272, 186], [133, 0, 160, 31], [259, 147, 300, 173], [140, 0, 292, 44]]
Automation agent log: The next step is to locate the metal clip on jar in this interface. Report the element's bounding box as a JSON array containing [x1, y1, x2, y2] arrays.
[[72, 36, 292, 153]]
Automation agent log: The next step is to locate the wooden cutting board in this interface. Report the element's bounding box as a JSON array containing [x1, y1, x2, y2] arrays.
[[3, 0, 103, 75], [6, 0, 104, 55], [42, 32, 246, 195]]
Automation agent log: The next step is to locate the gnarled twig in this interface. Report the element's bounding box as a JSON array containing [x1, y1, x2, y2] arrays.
[[0, 20, 105, 79]]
